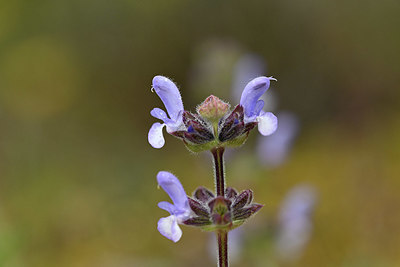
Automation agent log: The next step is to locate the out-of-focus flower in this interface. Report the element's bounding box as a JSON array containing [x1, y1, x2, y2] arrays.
[[148, 76, 184, 149], [275, 184, 317, 262], [232, 53, 266, 103], [257, 112, 299, 167], [240, 76, 278, 136], [157, 171, 191, 242], [188, 39, 242, 99]]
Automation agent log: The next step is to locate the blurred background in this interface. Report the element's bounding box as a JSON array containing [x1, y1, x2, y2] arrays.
[[0, 0, 399, 266]]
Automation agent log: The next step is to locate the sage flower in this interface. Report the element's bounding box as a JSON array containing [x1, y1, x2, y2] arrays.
[[148, 76, 184, 148], [240, 76, 278, 136], [157, 171, 191, 242]]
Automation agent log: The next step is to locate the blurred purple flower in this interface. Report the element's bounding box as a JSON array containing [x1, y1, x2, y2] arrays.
[[257, 112, 299, 167], [240, 77, 278, 136], [157, 171, 191, 242], [148, 76, 184, 149], [275, 184, 317, 262], [232, 53, 266, 102]]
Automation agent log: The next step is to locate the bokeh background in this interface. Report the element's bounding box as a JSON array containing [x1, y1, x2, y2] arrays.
[[0, 0, 399, 266]]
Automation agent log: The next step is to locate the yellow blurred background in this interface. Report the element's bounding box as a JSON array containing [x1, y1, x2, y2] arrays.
[[0, 0, 399, 266]]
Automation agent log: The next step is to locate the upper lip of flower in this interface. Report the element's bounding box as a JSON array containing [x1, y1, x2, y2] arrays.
[[151, 76, 184, 124], [240, 76, 276, 118], [148, 76, 184, 149], [239, 76, 278, 136], [157, 171, 190, 215]]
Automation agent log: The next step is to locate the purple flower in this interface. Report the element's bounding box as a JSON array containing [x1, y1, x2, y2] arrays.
[[275, 184, 317, 261], [232, 53, 266, 103], [157, 171, 191, 242], [257, 112, 299, 167], [148, 76, 184, 149], [240, 76, 278, 136]]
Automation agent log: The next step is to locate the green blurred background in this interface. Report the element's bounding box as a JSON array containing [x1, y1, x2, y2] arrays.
[[0, 0, 399, 266]]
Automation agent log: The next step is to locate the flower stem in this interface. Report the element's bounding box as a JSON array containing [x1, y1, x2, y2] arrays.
[[211, 147, 225, 197], [211, 147, 228, 267], [217, 231, 228, 267]]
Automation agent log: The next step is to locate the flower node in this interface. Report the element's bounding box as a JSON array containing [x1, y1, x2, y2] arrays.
[[182, 186, 263, 231], [148, 75, 277, 151]]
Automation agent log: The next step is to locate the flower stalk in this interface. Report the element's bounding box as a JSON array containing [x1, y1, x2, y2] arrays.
[[212, 147, 225, 197], [217, 230, 228, 267], [212, 147, 228, 266]]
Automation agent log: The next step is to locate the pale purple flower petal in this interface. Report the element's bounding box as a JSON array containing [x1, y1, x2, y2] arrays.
[[253, 99, 265, 117], [157, 215, 182, 243], [240, 76, 275, 118], [165, 110, 184, 132], [148, 122, 166, 149], [157, 201, 176, 214], [157, 171, 189, 213], [152, 76, 184, 122], [257, 111, 278, 136], [150, 108, 171, 123], [276, 184, 317, 262]]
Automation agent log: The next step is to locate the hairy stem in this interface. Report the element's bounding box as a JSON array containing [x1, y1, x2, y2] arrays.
[[217, 231, 228, 267], [211, 147, 225, 196], [211, 147, 228, 267]]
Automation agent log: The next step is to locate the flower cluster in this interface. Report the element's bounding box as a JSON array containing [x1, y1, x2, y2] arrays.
[[150, 74, 278, 254], [156, 171, 263, 242], [184, 186, 263, 231], [148, 75, 277, 152]]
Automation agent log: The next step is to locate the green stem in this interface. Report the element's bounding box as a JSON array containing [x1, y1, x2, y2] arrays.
[[211, 147, 228, 267]]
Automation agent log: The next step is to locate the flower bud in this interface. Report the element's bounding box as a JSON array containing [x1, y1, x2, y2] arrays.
[[197, 95, 230, 122]]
